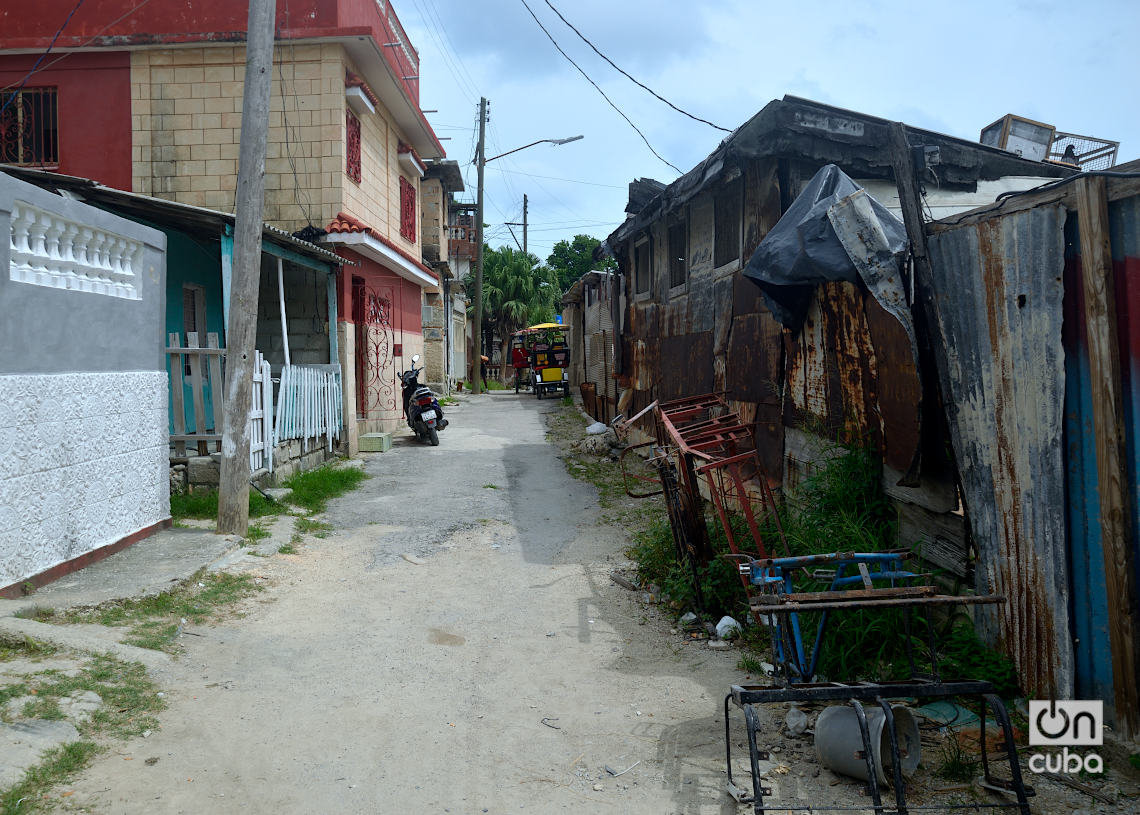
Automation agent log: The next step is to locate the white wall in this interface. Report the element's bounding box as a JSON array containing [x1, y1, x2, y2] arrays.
[[0, 372, 170, 587]]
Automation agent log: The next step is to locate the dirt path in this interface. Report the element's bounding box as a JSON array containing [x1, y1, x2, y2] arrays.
[[64, 394, 762, 814]]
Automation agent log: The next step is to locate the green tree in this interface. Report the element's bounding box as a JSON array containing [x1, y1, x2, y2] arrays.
[[465, 245, 559, 382], [546, 234, 616, 292]]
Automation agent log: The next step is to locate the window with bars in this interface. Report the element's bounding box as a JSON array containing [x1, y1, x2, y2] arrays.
[[400, 176, 416, 242], [345, 109, 361, 183], [0, 87, 59, 166], [668, 217, 687, 288], [714, 178, 742, 268]]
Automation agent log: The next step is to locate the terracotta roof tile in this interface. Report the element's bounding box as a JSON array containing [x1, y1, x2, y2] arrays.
[[326, 211, 373, 234], [344, 71, 380, 108]]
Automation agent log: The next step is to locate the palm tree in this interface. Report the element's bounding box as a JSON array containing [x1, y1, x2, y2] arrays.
[[467, 246, 560, 383]]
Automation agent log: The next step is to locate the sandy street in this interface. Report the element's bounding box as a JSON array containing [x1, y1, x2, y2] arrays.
[[64, 394, 757, 814]]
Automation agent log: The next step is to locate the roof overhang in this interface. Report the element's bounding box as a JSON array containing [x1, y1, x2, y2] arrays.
[[336, 33, 444, 160], [345, 85, 376, 116], [324, 230, 439, 292]]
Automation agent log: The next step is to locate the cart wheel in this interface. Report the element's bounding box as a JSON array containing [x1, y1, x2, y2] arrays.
[[537, 386, 543, 399]]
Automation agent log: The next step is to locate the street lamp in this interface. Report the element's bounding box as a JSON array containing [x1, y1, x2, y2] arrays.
[[471, 96, 582, 394]]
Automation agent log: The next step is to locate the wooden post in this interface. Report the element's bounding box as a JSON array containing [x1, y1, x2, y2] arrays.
[[218, 0, 275, 535], [471, 96, 487, 394], [277, 256, 291, 367], [1075, 175, 1139, 738]]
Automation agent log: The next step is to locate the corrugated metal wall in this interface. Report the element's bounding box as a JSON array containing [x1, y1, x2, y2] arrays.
[[926, 204, 1072, 697]]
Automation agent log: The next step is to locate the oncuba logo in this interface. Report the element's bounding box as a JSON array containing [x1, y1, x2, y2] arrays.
[[1027, 700, 1103, 774]]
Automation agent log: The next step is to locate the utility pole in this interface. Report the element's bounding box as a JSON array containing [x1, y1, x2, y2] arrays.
[[218, 0, 276, 534], [522, 193, 527, 256], [472, 96, 487, 394]]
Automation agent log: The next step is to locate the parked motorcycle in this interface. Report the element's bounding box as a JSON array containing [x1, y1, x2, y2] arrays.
[[399, 354, 447, 446]]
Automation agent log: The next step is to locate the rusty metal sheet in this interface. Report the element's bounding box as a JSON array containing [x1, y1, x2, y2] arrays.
[[658, 331, 713, 400], [925, 203, 1071, 697], [864, 293, 922, 473]]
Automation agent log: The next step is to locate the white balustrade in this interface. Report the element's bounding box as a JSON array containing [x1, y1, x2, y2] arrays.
[[8, 200, 143, 300]]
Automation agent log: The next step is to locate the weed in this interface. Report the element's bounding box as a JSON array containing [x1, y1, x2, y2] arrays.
[[278, 543, 298, 555], [1, 740, 99, 814], [737, 653, 769, 675], [13, 606, 55, 622], [284, 465, 367, 513], [482, 484, 499, 490], [485, 380, 506, 391], [170, 489, 281, 522], [60, 571, 262, 653], [245, 523, 270, 543], [935, 733, 980, 781], [0, 649, 166, 812], [295, 517, 332, 538], [439, 395, 458, 406], [0, 635, 56, 662], [560, 396, 573, 407], [20, 582, 35, 596]]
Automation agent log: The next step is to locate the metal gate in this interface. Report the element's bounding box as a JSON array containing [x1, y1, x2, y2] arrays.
[[352, 277, 402, 420]]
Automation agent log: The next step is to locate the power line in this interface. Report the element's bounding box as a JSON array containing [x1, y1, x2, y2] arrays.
[[489, 166, 625, 189], [516, 0, 681, 174], [0, 0, 87, 116], [1, 0, 156, 93], [542, 0, 730, 133]]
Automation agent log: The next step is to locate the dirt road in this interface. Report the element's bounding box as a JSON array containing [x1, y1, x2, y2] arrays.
[[67, 394, 755, 814]]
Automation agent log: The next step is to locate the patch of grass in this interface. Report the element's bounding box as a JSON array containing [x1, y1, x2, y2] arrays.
[[244, 522, 270, 543], [1, 740, 99, 814], [560, 396, 573, 407], [737, 653, 769, 675], [170, 489, 281, 522], [60, 571, 262, 653], [283, 465, 367, 514], [277, 543, 298, 555], [484, 380, 507, 391], [627, 516, 748, 621], [0, 635, 56, 662], [439, 395, 458, 406], [0, 649, 167, 812], [20, 697, 63, 720], [295, 517, 332, 538], [935, 733, 981, 782], [482, 483, 499, 490], [12, 606, 55, 622]]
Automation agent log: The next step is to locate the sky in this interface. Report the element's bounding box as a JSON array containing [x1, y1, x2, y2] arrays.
[[397, 0, 1138, 263]]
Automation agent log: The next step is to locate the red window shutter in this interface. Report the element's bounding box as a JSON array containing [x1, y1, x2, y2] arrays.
[[345, 110, 361, 183], [400, 176, 416, 242]]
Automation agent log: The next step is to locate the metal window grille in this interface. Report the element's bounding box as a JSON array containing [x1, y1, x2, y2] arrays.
[[346, 109, 361, 183], [400, 176, 416, 242], [0, 87, 59, 166]]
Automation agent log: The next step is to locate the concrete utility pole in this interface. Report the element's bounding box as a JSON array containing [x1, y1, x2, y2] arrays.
[[218, 0, 276, 535], [471, 96, 487, 394]]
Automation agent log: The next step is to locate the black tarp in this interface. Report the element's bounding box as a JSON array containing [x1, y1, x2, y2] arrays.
[[742, 164, 909, 329]]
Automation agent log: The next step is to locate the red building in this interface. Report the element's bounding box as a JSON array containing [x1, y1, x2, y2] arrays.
[[0, 0, 451, 447]]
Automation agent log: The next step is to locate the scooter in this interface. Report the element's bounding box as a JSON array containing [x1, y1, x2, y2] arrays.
[[398, 354, 447, 446]]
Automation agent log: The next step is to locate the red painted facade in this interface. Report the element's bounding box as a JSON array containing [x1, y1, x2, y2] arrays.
[[0, 52, 131, 189], [0, 0, 432, 141]]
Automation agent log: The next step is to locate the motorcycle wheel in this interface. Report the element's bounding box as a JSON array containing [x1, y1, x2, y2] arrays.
[[427, 426, 439, 446]]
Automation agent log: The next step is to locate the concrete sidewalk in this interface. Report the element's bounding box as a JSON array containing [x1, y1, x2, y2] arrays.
[[0, 527, 244, 618]]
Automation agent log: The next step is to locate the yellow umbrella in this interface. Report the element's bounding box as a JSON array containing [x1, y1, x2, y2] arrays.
[[526, 322, 564, 330]]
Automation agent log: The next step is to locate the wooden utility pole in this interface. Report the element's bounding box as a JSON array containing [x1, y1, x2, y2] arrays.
[[471, 96, 487, 394], [218, 0, 276, 534], [522, 193, 527, 256]]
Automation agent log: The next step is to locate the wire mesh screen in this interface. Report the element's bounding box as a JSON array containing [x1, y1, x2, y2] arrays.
[[1048, 132, 1119, 171]]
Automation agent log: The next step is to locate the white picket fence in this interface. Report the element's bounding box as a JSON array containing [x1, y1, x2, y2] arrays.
[[271, 364, 343, 472], [249, 351, 273, 472]]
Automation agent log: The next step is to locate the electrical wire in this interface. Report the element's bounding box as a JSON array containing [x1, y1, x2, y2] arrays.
[[541, 0, 729, 133], [517, 0, 681, 174], [0, 0, 87, 117], [490, 166, 625, 189], [276, 0, 317, 227], [1, 0, 156, 93]]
